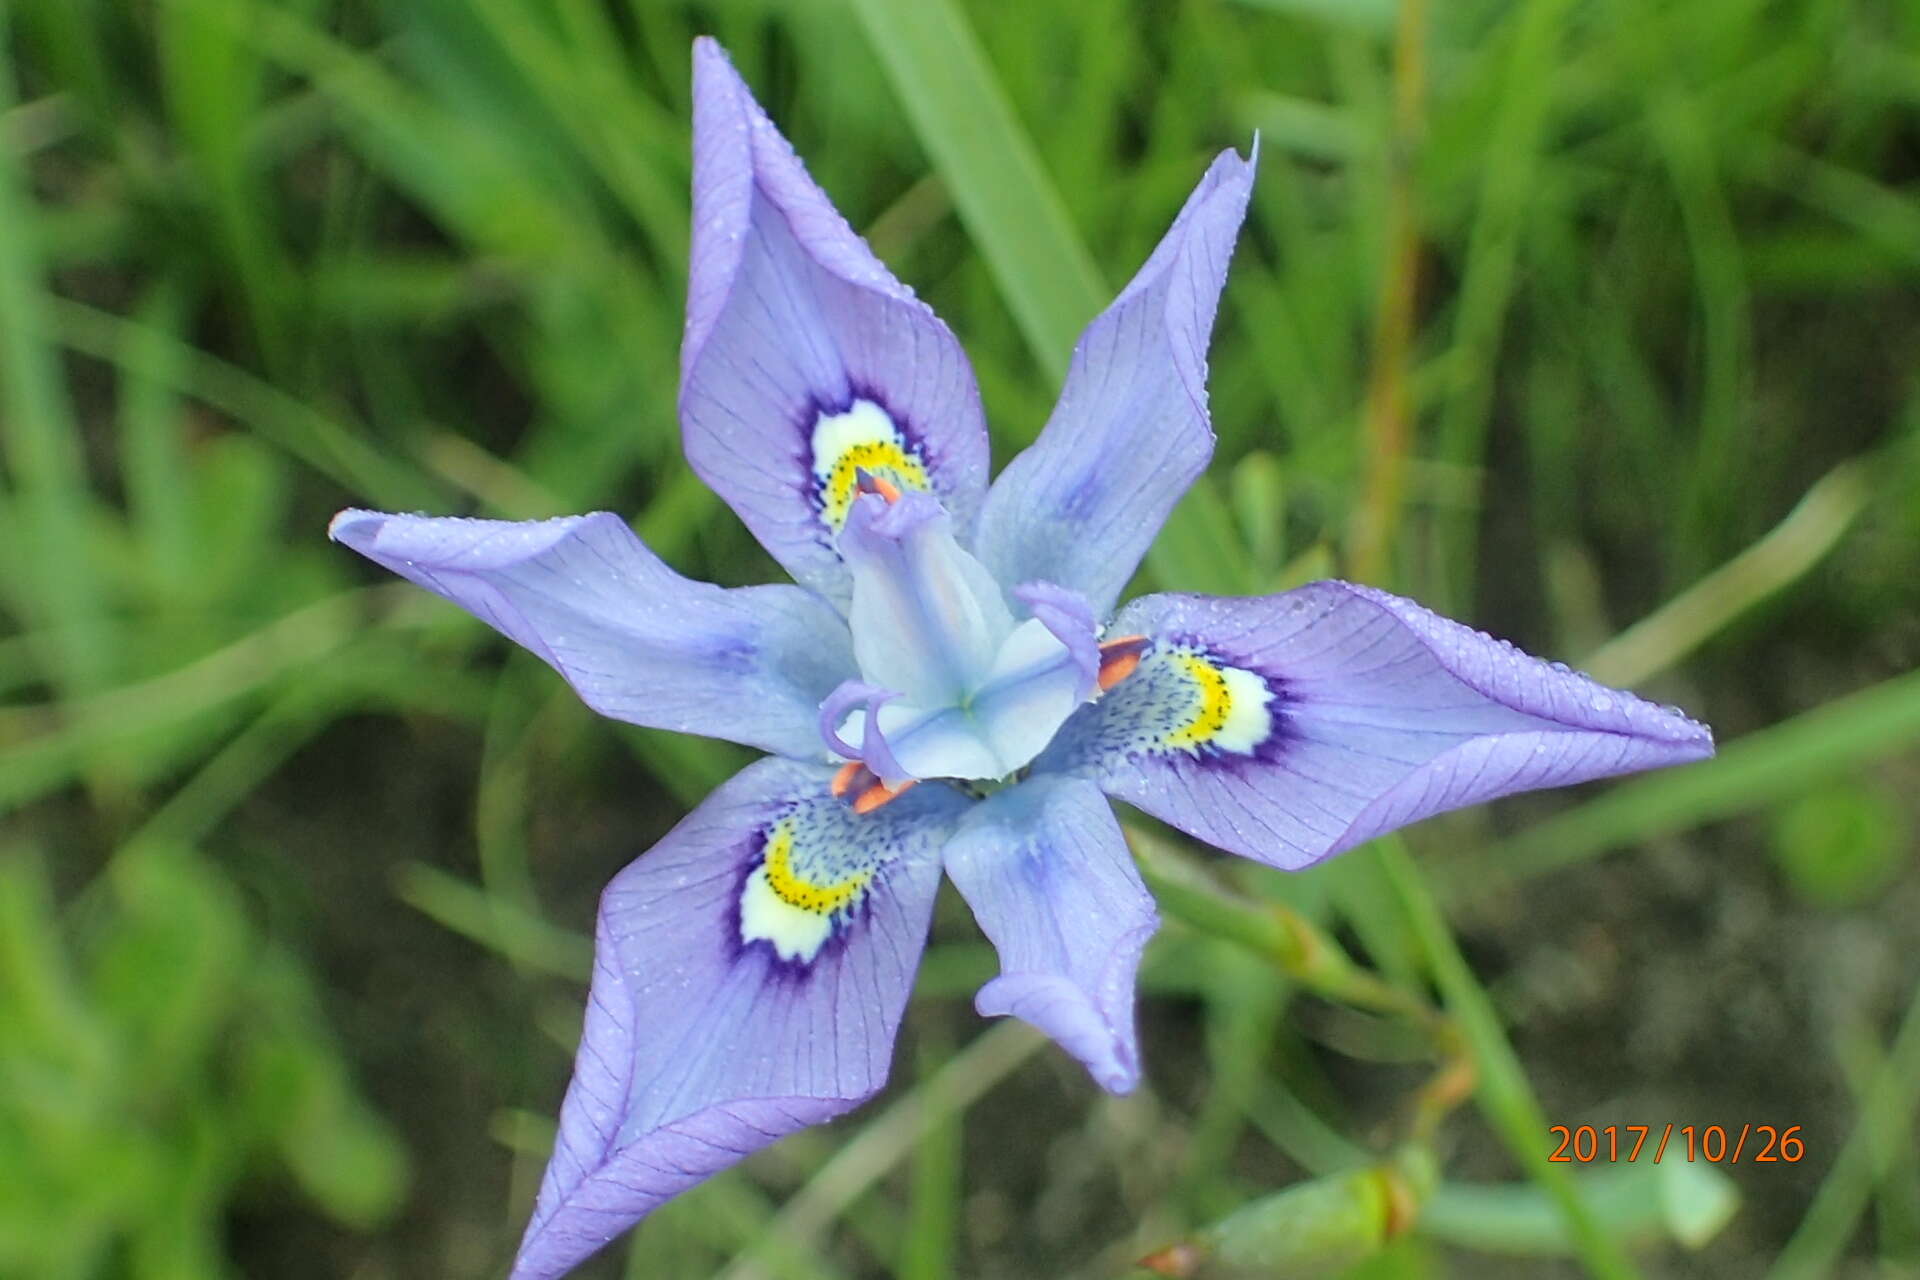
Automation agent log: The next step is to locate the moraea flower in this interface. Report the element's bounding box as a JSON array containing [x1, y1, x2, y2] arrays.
[[331, 38, 1712, 1280]]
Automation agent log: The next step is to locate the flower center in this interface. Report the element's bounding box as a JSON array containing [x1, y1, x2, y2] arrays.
[[819, 489, 1098, 790]]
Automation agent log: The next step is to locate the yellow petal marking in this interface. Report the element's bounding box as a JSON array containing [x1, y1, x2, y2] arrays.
[[760, 819, 871, 915], [1165, 653, 1233, 748], [1162, 650, 1275, 754], [812, 401, 931, 530]]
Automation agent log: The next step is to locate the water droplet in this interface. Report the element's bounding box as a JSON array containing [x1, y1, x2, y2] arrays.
[[1589, 694, 1613, 712]]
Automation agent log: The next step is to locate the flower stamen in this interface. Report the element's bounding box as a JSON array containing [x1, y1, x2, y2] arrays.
[[854, 468, 903, 504], [851, 776, 919, 815], [1097, 635, 1150, 691], [830, 760, 867, 798]]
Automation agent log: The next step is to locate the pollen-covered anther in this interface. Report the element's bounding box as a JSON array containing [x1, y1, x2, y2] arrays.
[[852, 776, 918, 815], [854, 468, 903, 504], [1096, 634, 1150, 692], [830, 760, 868, 798]]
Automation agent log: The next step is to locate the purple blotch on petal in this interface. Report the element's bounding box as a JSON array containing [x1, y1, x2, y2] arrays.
[[508, 758, 970, 1280], [680, 40, 989, 604], [1036, 582, 1713, 869]]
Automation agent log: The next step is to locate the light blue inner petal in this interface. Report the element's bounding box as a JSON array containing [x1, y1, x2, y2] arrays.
[[876, 703, 1008, 781], [970, 619, 1094, 773], [846, 616, 1096, 782], [831, 492, 1104, 783], [841, 492, 1013, 707]]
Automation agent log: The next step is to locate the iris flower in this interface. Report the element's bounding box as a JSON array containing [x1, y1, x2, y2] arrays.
[[331, 38, 1712, 1280]]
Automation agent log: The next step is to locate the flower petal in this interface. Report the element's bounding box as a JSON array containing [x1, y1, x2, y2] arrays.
[[330, 509, 853, 759], [970, 147, 1256, 616], [940, 775, 1156, 1093], [1035, 583, 1714, 869], [681, 39, 989, 606], [841, 491, 1015, 707], [510, 758, 973, 1280]]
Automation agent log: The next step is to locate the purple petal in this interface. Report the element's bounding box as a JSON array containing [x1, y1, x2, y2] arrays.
[[971, 147, 1256, 616], [680, 39, 989, 606], [510, 758, 973, 1280], [840, 491, 1015, 706], [1012, 581, 1100, 703], [329, 509, 853, 759], [940, 775, 1156, 1093], [1035, 583, 1714, 869]]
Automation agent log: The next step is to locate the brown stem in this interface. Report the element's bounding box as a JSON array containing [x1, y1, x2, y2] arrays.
[[1348, 0, 1429, 583]]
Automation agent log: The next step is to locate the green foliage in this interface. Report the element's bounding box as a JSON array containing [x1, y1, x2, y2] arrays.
[[0, 846, 407, 1278], [1768, 779, 1910, 909], [0, 0, 1915, 1276]]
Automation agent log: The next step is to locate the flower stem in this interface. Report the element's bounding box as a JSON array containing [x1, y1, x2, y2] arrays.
[[1347, 0, 1429, 583], [1127, 825, 1473, 1143]]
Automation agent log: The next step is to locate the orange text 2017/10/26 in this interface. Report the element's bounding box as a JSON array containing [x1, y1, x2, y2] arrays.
[[1547, 1124, 1805, 1164]]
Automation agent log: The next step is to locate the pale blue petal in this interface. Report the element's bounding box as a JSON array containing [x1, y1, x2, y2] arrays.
[[1012, 581, 1100, 703], [329, 509, 853, 759], [509, 758, 974, 1280], [1036, 583, 1715, 868], [841, 492, 1014, 706], [850, 612, 1094, 784], [941, 775, 1155, 1093], [970, 147, 1256, 615], [874, 703, 1005, 783], [681, 40, 989, 606], [969, 619, 1095, 774]]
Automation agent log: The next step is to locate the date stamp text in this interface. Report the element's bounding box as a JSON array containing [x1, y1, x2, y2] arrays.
[[1548, 1124, 1805, 1164]]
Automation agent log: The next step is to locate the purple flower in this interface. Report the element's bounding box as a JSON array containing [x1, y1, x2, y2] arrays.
[[330, 39, 1712, 1280]]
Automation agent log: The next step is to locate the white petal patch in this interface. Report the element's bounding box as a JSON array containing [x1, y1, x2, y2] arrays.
[[735, 811, 880, 965], [1208, 664, 1275, 754], [1061, 644, 1280, 764], [739, 864, 835, 963], [811, 400, 930, 531]]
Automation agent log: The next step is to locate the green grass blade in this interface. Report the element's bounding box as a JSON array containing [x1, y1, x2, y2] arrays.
[[48, 297, 441, 509], [846, 0, 1107, 382], [1766, 974, 1920, 1280], [898, 1031, 962, 1280], [1377, 842, 1642, 1280], [0, 30, 109, 699], [1448, 666, 1920, 897], [1431, 0, 1578, 603]]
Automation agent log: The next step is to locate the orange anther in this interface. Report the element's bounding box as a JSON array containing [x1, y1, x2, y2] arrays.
[[852, 777, 918, 815], [1097, 634, 1149, 692], [830, 760, 866, 798], [1098, 651, 1142, 691], [854, 469, 904, 503]]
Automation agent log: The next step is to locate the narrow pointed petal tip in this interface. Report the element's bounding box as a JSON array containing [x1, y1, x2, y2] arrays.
[[942, 776, 1155, 1093], [1037, 583, 1714, 870], [327, 508, 856, 759], [971, 143, 1257, 615]]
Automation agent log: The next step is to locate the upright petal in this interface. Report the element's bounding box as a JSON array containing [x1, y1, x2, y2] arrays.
[[840, 491, 1015, 707], [971, 147, 1256, 616], [511, 758, 973, 1280], [681, 39, 989, 605], [330, 510, 853, 760], [941, 775, 1156, 1093], [1036, 583, 1714, 869]]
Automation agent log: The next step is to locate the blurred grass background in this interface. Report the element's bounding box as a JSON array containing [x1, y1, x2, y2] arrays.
[[1, 0, 1917, 1277]]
